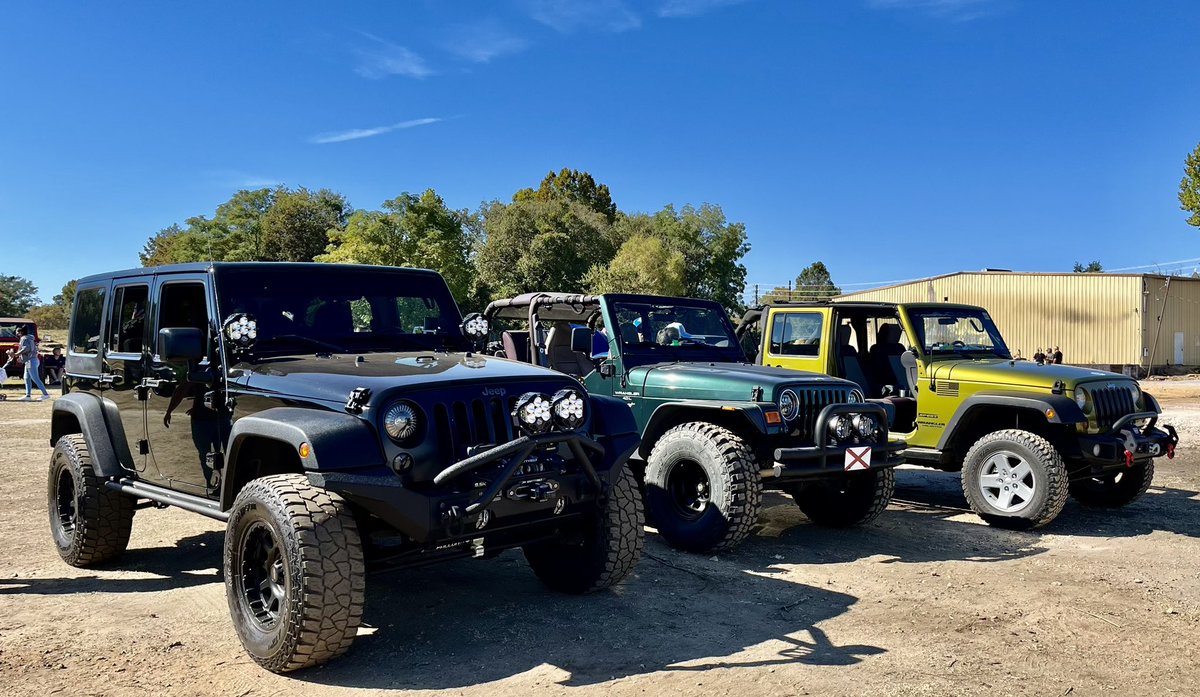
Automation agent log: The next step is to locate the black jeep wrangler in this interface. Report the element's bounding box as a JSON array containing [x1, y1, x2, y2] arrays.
[[48, 263, 643, 672]]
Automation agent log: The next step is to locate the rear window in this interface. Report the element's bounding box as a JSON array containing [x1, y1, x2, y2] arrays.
[[71, 287, 106, 355], [0, 321, 35, 341]]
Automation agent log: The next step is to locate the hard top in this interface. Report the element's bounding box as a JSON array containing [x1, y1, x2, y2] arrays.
[[0, 317, 35, 323], [738, 300, 988, 329], [484, 292, 726, 323], [77, 261, 442, 286]]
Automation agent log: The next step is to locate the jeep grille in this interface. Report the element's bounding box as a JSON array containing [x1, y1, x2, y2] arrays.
[[432, 397, 519, 459], [791, 387, 853, 440], [1092, 385, 1136, 431]]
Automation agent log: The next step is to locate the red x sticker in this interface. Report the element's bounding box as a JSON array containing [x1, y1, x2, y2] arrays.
[[844, 446, 872, 471]]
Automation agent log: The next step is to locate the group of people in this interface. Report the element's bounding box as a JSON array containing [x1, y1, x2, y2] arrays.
[[1, 326, 64, 401], [1025, 345, 1063, 365]]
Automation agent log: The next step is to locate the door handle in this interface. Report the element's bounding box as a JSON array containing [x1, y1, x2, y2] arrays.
[[143, 377, 173, 389], [98, 373, 121, 386]]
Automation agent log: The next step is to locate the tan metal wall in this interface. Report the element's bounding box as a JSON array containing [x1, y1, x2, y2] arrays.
[[836, 273, 1147, 366], [1142, 275, 1200, 368]]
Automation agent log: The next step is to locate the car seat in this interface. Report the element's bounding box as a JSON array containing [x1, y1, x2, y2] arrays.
[[837, 324, 872, 394], [501, 331, 531, 363], [545, 327, 592, 376]]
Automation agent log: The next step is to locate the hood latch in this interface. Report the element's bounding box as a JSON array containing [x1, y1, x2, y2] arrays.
[[345, 387, 372, 414], [1051, 379, 1065, 395]]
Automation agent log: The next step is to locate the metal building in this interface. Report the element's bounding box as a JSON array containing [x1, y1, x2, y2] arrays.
[[835, 271, 1200, 374]]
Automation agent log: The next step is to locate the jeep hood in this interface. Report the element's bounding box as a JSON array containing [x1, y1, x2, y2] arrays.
[[629, 361, 855, 401], [929, 358, 1132, 389], [232, 351, 576, 405]]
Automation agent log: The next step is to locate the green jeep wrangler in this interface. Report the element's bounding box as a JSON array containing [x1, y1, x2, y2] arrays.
[[484, 293, 903, 554], [737, 301, 1180, 529]]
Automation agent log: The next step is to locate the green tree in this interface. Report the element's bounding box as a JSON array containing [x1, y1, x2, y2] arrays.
[[53, 280, 77, 308], [1180, 141, 1200, 228], [260, 188, 349, 262], [612, 204, 749, 309], [475, 198, 615, 298], [1073, 260, 1103, 273], [794, 261, 841, 301], [27, 303, 68, 329], [584, 234, 687, 295], [0, 275, 39, 316], [513, 168, 617, 223], [320, 189, 479, 302]]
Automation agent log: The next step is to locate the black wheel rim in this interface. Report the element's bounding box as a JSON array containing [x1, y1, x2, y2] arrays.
[[240, 521, 286, 630], [667, 459, 710, 522], [54, 468, 77, 538]]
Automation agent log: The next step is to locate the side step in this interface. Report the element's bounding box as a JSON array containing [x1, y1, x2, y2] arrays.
[[104, 478, 229, 522]]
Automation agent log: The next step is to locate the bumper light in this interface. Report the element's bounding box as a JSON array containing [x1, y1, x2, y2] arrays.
[[852, 413, 878, 439], [514, 392, 553, 434], [551, 389, 586, 431], [828, 414, 853, 441]]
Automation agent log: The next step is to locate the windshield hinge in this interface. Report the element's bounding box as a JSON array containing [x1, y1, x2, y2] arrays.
[[345, 387, 372, 414], [751, 386, 764, 401]]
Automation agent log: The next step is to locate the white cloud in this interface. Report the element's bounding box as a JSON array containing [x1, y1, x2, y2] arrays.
[[443, 18, 529, 63], [353, 33, 434, 79], [206, 170, 283, 188], [309, 118, 443, 145], [867, 0, 1000, 21], [657, 0, 749, 18], [524, 0, 641, 33]]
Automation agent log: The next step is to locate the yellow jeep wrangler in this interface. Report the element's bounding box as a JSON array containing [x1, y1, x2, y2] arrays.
[[737, 301, 1179, 529]]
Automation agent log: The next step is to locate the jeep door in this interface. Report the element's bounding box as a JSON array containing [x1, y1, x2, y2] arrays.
[[143, 276, 223, 495], [102, 281, 152, 476], [759, 307, 831, 374]]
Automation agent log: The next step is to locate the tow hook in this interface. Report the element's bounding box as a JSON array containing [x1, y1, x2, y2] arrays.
[[507, 479, 558, 503], [1124, 450, 1135, 467], [1168, 443, 1176, 460]]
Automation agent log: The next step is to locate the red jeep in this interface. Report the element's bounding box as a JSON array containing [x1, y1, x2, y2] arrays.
[[1, 318, 38, 378]]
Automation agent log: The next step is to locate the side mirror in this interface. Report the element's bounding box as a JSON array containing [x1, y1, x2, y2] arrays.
[[159, 328, 204, 363], [570, 326, 593, 354], [599, 361, 616, 379]]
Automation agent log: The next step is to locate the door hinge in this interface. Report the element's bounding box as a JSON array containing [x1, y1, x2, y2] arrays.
[[137, 439, 149, 455]]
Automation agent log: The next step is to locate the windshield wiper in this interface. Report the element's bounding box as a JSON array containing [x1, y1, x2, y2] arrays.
[[259, 334, 348, 354]]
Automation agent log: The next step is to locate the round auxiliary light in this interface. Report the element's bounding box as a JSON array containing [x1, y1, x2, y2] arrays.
[[778, 389, 799, 421], [828, 414, 853, 441], [852, 413, 878, 439], [461, 312, 489, 339], [551, 389, 587, 431], [847, 390, 863, 403], [1074, 386, 1090, 412], [223, 313, 258, 349], [514, 392, 553, 434], [383, 401, 420, 442]]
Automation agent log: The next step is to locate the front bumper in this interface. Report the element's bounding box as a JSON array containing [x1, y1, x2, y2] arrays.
[[769, 403, 905, 481], [310, 429, 639, 551], [1076, 411, 1179, 473]]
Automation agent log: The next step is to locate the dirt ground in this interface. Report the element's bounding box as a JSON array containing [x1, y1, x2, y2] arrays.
[[2, 383, 1198, 697]]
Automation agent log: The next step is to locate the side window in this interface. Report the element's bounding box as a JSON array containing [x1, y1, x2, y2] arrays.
[[770, 313, 823, 357], [70, 287, 106, 355], [158, 283, 210, 356], [107, 285, 149, 354]]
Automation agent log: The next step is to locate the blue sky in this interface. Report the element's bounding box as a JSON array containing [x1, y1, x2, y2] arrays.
[[2, 0, 1199, 303]]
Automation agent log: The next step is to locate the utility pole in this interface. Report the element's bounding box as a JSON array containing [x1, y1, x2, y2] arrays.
[[1144, 276, 1172, 377]]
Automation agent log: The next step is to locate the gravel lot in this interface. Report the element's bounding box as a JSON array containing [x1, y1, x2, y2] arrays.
[[2, 386, 1198, 697]]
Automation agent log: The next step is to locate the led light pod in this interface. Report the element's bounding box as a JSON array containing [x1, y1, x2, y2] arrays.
[[514, 392, 553, 434], [551, 389, 587, 430]]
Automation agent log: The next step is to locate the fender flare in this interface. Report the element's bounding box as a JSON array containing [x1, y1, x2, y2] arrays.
[[639, 401, 770, 459], [221, 407, 386, 508], [937, 391, 1087, 451], [51, 392, 131, 478]]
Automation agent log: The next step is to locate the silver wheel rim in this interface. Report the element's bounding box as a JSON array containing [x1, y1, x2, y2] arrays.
[[978, 450, 1035, 514]]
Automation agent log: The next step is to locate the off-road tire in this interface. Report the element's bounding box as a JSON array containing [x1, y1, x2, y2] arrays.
[[48, 434, 135, 567], [785, 467, 896, 527], [224, 474, 365, 673], [1069, 461, 1155, 508], [644, 422, 762, 553], [961, 429, 1068, 530], [524, 464, 644, 593]]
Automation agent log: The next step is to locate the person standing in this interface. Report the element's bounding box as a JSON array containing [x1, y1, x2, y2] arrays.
[[1051, 345, 1063, 365], [1033, 347, 1046, 365], [15, 326, 50, 401]]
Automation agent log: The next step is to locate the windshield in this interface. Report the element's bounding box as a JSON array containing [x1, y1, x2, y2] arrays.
[[214, 266, 468, 356], [907, 307, 1010, 359], [610, 300, 744, 361]]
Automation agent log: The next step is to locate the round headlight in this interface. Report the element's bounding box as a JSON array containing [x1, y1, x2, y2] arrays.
[[1128, 383, 1141, 406], [551, 389, 587, 430], [778, 389, 799, 421], [383, 401, 420, 442], [828, 414, 852, 441], [1074, 387, 1090, 413], [852, 413, 878, 438], [847, 390, 863, 403], [514, 392, 553, 434]]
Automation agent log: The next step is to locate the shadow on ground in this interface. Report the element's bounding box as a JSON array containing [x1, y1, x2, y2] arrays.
[[299, 539, 879, 690], [0, 530, 223, 595]]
